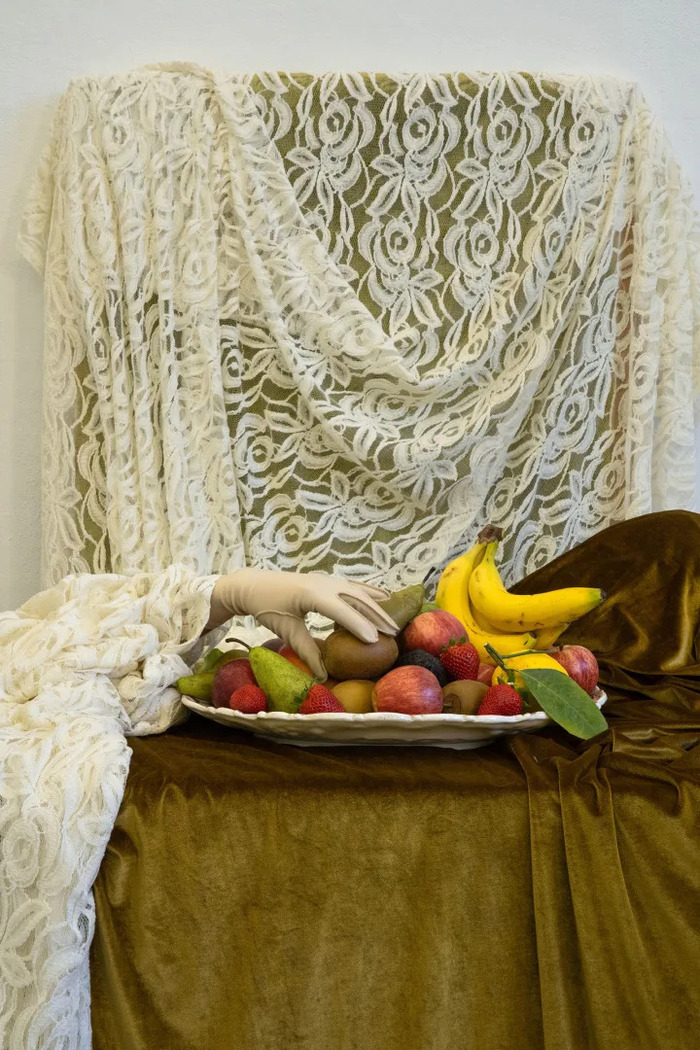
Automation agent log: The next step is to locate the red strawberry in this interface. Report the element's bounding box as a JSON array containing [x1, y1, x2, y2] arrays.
[[228, 685, 267, 714], [299, 685, 345, 714], [439, 641, 480, 681], [477, 684, 523, 716]]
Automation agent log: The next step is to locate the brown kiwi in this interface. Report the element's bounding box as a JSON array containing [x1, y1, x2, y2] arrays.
[[323, 628, 399, 681], [441, 680, 488, 715], [315, 637, 327, 660]]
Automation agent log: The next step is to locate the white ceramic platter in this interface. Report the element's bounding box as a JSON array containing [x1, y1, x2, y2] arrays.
[[181, 691, 607, 750]]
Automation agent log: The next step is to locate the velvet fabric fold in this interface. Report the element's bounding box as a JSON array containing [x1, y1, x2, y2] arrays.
[[90, 510, 700, 1050]]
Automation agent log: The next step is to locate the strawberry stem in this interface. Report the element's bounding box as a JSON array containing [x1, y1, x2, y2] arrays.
[[484, 642, 516, 688], [498, 648, 555, 659], [484, 643, 507, 669]]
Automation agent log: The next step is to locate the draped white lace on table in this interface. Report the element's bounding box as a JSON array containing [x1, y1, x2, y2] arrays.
[[18, 65, 700, 609], [0, 568, 229, 1048]]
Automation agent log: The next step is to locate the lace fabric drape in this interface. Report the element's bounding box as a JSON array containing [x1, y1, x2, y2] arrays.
[[18, 66, 700, 601], [0, 567, 219, 1048]]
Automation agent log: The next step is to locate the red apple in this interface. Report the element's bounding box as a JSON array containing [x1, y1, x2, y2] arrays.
[[476, 662, 495, 686], [371, 666, 443, 715], [402, 610, 468, 658], [550, 645, 599, 696], [211, 659, 257, 707]]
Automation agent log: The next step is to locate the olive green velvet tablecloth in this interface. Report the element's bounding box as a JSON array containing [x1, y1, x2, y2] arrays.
[[90, 510, 700, 1050]]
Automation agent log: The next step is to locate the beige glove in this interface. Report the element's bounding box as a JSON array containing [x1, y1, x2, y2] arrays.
[[205, 568, 400, 679]]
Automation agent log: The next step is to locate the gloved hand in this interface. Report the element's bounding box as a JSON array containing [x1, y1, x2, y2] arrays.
[[205, 568, 400, 679]]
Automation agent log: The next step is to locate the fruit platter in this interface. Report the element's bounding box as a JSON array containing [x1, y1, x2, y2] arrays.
[[178, 526, 608, 750]]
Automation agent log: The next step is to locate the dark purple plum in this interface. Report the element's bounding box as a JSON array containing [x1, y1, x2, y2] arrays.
[[261, 637, 285, 652]]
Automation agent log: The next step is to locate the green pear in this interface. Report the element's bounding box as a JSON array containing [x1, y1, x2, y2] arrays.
[[248, 647, 315, 713], [192, 647, 224, 674], [192, 646, 249, 674], [333, 583, 426, 633], [176, 671, 216, 701], [378, 584, 425, 629]]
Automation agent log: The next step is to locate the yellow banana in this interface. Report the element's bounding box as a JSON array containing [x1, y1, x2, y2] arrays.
[[435, 542, 537, 664], [469, 541, 605, 632], [534, 622, 570, 649], [434, 541, 485, 631]]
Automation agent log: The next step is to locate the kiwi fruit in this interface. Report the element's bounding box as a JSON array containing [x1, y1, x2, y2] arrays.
[[323, 628, 399, 681], [442, 680, 488, 715]]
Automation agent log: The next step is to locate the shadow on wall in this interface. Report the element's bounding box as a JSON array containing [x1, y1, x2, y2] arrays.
[[0, 98, 58, 608]]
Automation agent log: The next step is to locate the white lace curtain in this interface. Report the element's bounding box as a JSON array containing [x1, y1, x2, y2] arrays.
[[18, 65, 700, 593]]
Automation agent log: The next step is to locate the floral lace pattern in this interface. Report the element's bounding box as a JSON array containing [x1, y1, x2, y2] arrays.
[[18, 67, 700, 596], [0, 566, 218, 1048]]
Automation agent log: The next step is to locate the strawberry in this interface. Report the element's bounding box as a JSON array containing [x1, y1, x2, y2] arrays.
[[228, 684, 268, 714], [439, 641, 480, 681], [477, 684, 523, 716], [299, 685, 345, 714]]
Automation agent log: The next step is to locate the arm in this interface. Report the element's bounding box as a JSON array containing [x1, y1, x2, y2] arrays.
[[205, 568, 400, 679]]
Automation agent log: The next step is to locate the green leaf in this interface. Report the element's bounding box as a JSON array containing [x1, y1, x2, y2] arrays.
[[518, 669, 608, 740]]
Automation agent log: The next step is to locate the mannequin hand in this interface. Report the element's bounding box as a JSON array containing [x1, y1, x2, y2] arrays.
[[206, 568, 400, 679]]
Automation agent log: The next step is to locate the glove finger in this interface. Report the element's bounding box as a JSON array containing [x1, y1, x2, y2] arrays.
[[352, 580, 392, 599], [256, 612, 328, 681], [307, 571, 390, 602], [281, 618, 328, 680], [315, 597, 382, 645], [337, 588, 400, 635]]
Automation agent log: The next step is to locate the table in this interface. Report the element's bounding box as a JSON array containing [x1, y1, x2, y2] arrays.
[[90, 510, 700, 1050]]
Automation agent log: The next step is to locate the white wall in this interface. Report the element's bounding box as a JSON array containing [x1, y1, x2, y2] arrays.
[[2, 0, 699, 609]]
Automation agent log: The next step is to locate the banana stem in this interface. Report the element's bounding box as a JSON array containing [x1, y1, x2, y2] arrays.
[[477, 524, 504, 544]]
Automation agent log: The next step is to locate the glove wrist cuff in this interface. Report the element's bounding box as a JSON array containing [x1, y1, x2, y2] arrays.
[[205, 571, 250, 630]]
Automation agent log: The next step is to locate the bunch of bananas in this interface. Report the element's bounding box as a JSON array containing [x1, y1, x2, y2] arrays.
[[434, 526, 604, 663]]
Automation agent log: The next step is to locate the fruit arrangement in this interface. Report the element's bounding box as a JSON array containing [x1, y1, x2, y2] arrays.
[[176, 527, 608, 741]]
